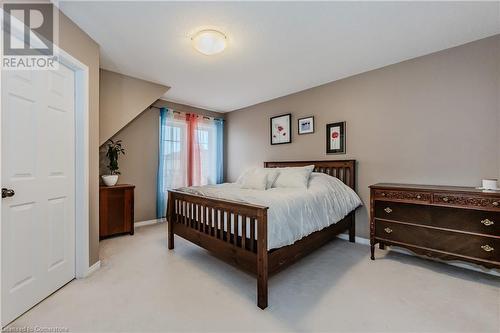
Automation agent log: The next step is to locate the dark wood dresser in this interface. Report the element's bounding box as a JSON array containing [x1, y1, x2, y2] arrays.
[[370, 183, 500, 269], [99, 184, 135, 239]]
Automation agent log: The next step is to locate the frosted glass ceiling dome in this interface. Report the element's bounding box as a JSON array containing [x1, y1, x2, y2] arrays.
[[192, 29, 227, 55]]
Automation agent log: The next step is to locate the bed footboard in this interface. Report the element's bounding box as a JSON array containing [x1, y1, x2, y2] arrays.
[[167, 190, 270, 309]]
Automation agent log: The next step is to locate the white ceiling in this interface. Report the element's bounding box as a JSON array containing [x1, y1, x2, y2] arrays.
[[59, 1, 500, 112]]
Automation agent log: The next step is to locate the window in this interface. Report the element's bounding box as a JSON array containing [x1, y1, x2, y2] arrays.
[[196, 123, 217, 186], [157, 108, 224, 218], [162, 119, 188, 190]]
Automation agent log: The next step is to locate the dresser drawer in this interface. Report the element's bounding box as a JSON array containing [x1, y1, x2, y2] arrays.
[[373, 189, 431, 204], [375, 202, 500, 236], [374, 201, 431, 224], [433, 192, 500, 211], [430, 206, 500, 236], [375, 220, 500, 262]]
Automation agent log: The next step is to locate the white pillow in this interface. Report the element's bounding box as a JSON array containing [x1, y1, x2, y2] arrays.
[[263, 168, 279, 189], [237, 167, 279, 189], [272, 165, 315, 189], [236, 167, 257, 184], [240, 169, 268, 190]]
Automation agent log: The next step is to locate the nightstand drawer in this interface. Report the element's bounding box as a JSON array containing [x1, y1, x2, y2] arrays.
[[375, 220, 500, 262], [433, 193, 500, 211], [373, 189, 431, 204]]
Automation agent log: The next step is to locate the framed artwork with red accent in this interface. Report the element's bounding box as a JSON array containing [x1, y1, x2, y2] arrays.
[[326, 121, 345, 154], [270, 113, 292, 145]]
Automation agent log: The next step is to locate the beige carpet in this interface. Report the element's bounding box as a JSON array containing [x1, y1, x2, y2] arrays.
[[7, 222, 500, 333]]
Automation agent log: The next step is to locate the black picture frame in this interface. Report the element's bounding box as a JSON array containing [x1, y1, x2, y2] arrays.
[[270, 113, 292, 145], [326, 121, 346, 154], [297, 116, 314, 135]]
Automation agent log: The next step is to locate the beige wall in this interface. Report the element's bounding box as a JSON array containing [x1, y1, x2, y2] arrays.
[[99, 69, 169, 145], [498, 41, 500, 183], [101, 109, 158, 222], [226, 35, 500, 239], [102, 99, 225, 222], [58, 13, 100, 265]]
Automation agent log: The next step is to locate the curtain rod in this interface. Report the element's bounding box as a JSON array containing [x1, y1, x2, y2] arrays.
[[149, 105, 224, 122]]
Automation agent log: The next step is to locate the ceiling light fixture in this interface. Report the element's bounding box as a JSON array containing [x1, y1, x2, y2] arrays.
[[191, 29, 227, 55]]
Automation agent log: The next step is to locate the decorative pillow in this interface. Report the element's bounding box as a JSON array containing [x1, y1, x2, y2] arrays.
[[240, 169, 268, 190], [263, 168, 279, 189], [236, 167, 257, 184], [237, 167, 280, 189], [272, 165, 315, 189]]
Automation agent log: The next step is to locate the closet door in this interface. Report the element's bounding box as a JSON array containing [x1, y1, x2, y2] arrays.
[[1, 64, 76, 325]]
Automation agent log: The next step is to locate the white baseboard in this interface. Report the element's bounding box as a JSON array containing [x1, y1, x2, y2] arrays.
[[337, 233, 370, 245], [336, 234, 500, 277], [135, 218, 166, 228], [84, 260, 101, 278]]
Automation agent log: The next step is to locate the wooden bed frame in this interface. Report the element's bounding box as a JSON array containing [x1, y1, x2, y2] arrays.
[[167, 160, 357, 309]]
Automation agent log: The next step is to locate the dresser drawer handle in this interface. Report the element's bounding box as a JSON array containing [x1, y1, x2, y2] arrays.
[[384, 207, 392, 214], [493, 202, 499, 207], [380, 192, 386, 197], [481, 219, 494, 226], [416, 195, 421, 199], [384, 227, 393, 234], [442, 197, 449, 202], [481, 245, 494, 252]]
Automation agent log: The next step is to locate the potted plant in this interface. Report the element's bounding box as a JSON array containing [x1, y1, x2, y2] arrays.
[[102, 139, 125, 186]]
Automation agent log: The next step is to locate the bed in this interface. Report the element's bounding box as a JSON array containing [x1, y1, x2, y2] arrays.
[[167, 160, 360, 309]]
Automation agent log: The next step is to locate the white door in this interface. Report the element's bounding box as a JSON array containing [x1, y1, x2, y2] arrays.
[[1, 63, 76, 325]]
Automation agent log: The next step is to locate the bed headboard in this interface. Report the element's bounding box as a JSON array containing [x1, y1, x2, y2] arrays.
[[263, 160, 356, 190]]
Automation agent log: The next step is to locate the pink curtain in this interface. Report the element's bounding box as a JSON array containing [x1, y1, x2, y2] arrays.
[[187, 114, 201, 186]]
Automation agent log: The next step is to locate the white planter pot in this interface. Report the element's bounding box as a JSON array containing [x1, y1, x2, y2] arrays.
[[102, 175, 119, 186]]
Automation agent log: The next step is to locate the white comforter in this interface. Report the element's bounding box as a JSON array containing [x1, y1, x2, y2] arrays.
[[177, 172, 362, 250]]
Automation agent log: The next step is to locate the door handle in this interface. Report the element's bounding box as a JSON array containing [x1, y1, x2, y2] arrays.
[[2, 188, 15, 198]]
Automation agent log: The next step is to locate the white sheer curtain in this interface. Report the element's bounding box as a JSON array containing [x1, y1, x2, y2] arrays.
[[162, 115, 189, 189], [193, 118, 218, 186]]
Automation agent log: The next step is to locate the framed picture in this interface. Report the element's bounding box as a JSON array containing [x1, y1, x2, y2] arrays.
[[298, 116, 314, 135], [326, 121, 346, 154], [270, 113, 292, 145]]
